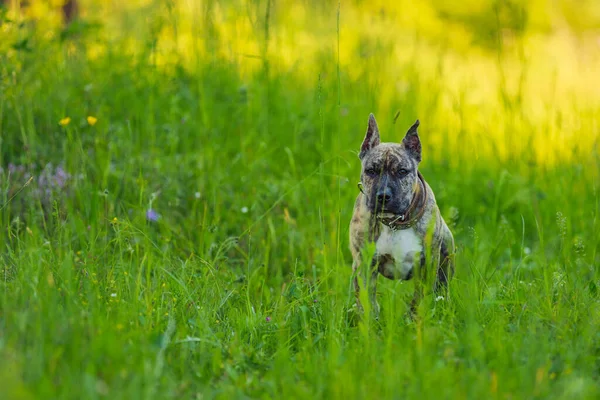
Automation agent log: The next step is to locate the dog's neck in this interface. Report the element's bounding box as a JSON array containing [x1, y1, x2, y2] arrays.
[[377, 171, 428, 231]]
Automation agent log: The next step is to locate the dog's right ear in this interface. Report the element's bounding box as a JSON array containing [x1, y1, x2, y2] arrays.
[[359, 113, 380, 159]]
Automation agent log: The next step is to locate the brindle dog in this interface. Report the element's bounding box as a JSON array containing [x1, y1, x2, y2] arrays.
[[349, 113, 455, 319]]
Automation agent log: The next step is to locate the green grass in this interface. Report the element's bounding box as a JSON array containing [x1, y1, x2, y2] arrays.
[[1, 1, 600, 399]]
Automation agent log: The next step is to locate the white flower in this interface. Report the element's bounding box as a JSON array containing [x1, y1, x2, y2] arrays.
[[241, 206, 249, 214], [110, 293, 117, 298], [435, 296, 445, 302], [194, 192, 201, 199], [524, 247, 531, 255]]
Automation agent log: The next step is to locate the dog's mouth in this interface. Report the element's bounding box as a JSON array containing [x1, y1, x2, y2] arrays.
[[377, 211, 407, 222], [375, 202, 409, 216], [378, 211, 402, 218]]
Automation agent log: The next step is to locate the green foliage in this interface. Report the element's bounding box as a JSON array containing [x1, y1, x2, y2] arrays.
[[0, 0, 599, 398]]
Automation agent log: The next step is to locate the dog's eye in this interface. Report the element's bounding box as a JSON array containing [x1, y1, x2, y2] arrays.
[[398, 168, 409, 176], [365, 168, 379, 176]]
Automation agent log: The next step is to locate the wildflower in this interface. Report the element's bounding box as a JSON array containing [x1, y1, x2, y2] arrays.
[[266, 316, 271, 322], [435, 295, 445, 302], [146, 208, 160, 222], [35, 163, 71, 204], [241, 206, 249, 214], [87, 116, 98, 126], [194, 192, 201, 199], [110, 293, 117, 298], [112, 217, 118, 223], [59, 117, 71, 126], [8, 163, 24, 174]]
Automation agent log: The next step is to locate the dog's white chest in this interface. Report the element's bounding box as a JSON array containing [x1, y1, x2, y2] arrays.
[[375, 226, 423, 279]]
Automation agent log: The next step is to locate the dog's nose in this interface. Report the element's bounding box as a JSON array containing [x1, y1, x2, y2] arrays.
[[376, 187, 393, 205]]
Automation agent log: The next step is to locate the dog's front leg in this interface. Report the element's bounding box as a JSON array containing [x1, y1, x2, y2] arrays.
[[434, 237, 454, 294], [351, 258, 364, 314], [351, 256, 380, 320], [411, 239, 448, 317], [368, 257, 380, 320], [409, 251, 428, 318]]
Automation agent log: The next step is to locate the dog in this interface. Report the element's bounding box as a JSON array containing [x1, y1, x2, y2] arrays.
[[349, 113, 455, 319]]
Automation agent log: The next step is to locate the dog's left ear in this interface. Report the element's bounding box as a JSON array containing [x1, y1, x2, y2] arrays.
[[359, 113, 380, 159], [402, 119, 421, 162]]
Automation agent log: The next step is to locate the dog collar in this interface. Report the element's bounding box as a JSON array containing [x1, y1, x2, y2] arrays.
[[376, 171, 428, 231]]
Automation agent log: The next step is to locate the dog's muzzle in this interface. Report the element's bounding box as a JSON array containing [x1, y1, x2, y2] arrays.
[[375, 172, 428, 231]]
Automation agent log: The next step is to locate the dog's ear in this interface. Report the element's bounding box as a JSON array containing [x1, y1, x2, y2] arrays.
[[402, 119, 421, 162], [359, 113, 380, 159]]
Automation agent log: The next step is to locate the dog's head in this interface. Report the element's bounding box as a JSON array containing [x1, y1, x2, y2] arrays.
[[358, 113, 422, 217]]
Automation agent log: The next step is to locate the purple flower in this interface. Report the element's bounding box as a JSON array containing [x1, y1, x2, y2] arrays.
[[54, 166, 68, 188], [266, 316, 271, 322], [2, 162, 74, 222], [146, 209, 160, 222], [7, 163, 25, 174], [26, 163, 73, 204]]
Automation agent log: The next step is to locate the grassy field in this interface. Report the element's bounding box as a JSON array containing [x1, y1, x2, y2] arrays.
[[1, 0, 599, 398]]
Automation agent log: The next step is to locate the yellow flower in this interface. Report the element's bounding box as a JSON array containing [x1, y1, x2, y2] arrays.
[[87, 116, 98, 126], [59, 117, 71, 126]]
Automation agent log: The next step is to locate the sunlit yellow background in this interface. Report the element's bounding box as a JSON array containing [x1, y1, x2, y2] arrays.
[[6, 0, 600, 167]]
